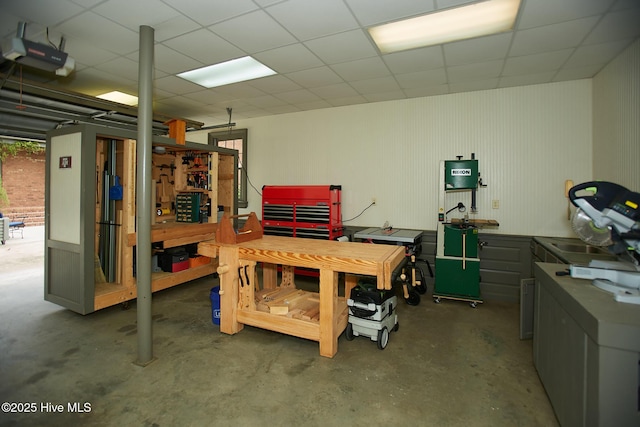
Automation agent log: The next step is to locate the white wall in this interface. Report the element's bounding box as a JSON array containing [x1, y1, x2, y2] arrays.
[[592, 38, 640, 191], [190, 79, 593, 237]]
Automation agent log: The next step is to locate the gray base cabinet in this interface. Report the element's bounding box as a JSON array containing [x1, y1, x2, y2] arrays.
[[533, 263, 640, 427]]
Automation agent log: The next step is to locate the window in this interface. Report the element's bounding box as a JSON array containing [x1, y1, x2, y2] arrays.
[[208, 128, 248, 208]]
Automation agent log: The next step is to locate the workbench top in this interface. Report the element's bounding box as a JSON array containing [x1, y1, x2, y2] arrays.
[[201, 235, 404, 276]]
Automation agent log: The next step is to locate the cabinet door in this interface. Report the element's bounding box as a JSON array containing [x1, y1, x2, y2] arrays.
[[534, 278, 586, 426]]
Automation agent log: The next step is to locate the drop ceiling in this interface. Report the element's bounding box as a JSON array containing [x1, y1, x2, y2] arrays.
[[1, 0, 639, 140]]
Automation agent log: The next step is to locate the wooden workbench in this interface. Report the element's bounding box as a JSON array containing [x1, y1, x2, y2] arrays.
[[198, 235, 405, 357]]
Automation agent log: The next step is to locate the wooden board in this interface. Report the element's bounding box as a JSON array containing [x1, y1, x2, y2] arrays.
[[126, 222, 217, 246]]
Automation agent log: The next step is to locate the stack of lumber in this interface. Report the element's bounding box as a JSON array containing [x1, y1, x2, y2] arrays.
[[255, 288, 320, 322]]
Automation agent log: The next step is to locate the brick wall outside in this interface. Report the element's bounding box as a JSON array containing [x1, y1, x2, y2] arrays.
[[1, 149, 45, 226]]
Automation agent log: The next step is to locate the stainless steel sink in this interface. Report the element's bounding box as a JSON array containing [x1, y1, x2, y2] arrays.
[[551, 242, 608, 254]]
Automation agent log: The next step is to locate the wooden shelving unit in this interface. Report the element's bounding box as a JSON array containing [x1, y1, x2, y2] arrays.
[[45, 124, 238, 314]]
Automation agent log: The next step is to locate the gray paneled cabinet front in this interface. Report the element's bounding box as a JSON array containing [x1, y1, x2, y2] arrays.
[[533, 263, 640, 427]]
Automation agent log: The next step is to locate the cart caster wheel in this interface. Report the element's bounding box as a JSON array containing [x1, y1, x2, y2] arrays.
[[469, 301, 478, 308], [433, 297, 441, 304], [377, 327, 389, 350], [345, 323, 355, 341], [405, 291, 420, 306], [393, 322, 399, 332]]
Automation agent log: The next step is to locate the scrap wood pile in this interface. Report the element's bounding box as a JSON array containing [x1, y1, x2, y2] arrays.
[[255, 287, 320, 321]]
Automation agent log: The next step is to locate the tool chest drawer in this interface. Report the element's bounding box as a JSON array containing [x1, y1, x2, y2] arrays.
[[262, 185, 343, 240]]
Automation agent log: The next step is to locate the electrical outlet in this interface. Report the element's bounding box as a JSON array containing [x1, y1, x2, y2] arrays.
[[372, 197, 377, 205], [492, 199, 500, 209]]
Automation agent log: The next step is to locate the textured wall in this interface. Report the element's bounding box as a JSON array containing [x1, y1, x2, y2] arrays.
[[219, 80, 593, 237], [592, 38, 640, 191]]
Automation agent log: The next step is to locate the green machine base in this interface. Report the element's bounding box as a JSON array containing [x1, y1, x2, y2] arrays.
[[434, 256, 482, 307]]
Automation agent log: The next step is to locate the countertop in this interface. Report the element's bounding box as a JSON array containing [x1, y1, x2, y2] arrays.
[[535, 262, 640, 351]]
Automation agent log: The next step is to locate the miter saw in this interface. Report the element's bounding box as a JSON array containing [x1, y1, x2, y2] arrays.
[[568, 181, 640, 304]]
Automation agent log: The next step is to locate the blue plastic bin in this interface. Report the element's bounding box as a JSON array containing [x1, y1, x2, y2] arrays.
[[210, 286, 221, 325]]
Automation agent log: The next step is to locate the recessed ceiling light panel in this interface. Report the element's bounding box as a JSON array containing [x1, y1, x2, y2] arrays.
[[177, 56, 277, 88], [369, 0, 521, 53], [96, 91, 139, 106]]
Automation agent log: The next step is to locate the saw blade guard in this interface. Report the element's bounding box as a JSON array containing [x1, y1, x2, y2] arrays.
[[569, 181, 640, 258]]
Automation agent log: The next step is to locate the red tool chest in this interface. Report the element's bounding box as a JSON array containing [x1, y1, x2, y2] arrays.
[[262, 185, 343, 240]]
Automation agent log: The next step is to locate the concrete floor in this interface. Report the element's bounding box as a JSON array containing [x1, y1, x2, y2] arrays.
[[0, 226, 558, 426]]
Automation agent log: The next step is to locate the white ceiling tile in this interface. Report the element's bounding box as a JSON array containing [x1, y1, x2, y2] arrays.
[[151, 15, 201, 42], [209, 10, 296, 53], [254, 44, 324, 74], [503, 49, 574, 76], [346, 0, 436, 26], [246, 95, 289, 108], [565, 40, 632, 68], [382, 46, 444, 73], [248, 75, 302, 93], [63, 38, 120, 67], [275, 89, 323, 104], [55, 11, 139, 55], [286, 67, 345, 88], [1, 0, 636, 127], [350, 76, 401, 94], [310, 83, 359, 99], [267, 0, 359, 40], [92, 0, 180, 31], [331, 57, 390, 81], [518, 0, 616, 29], [305, 29, 377, 65], [447, 60, 504, 83], [155, 75, 206, 96], [181, 88, 225, 104], [95, 56, 139, 82], [213, 83, 267, 98], [510, 17, 600, 56], [161, 0, 259, 26], [435, 0, 479, 8], [396, 68, 447, 88], [162, 29, 244, 65], [3, 0, 84, 28], [153, 44, 205, 74], [444, 33, 512, 66], [584, 7, 640, 44]]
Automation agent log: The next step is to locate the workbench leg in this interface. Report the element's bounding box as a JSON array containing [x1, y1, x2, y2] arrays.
[[319, 269, 338, 358], [262, 262, 277, 290], [344, 274, 357, 299], [218, 247, 243, 334]]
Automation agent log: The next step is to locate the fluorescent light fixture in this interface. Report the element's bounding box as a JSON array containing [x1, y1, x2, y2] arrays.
[[177, 56, 276, 88], [369, 0, 521, 53], [96, 91, 138, 106]]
